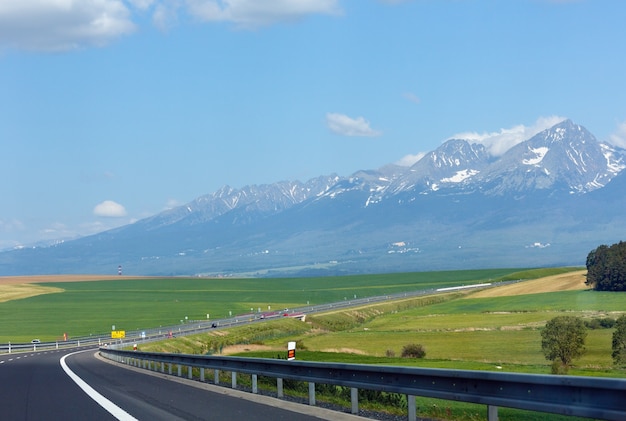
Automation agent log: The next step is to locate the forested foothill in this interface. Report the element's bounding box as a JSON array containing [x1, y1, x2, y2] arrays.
[[585, 241, 626, 291]]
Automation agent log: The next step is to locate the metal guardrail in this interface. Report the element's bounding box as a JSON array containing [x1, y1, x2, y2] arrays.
[[100, 348, 626, 421], [0, 338, 106, 354]]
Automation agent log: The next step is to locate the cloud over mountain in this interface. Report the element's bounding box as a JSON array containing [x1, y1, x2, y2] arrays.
[[93, 200, 127, 218], [610, 121, 626, 149], [449, 116, 566, 157]]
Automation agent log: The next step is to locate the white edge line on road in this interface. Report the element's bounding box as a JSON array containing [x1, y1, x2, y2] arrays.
[[60, 350, 138, 421]]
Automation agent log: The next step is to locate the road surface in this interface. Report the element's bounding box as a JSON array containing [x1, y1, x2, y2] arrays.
[[0, 346, 367, 420]]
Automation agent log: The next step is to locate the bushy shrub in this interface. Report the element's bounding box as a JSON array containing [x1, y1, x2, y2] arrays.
[[584, 317, 616, 329], [385, 349, 396, 357], [401, 343, 426, 358]]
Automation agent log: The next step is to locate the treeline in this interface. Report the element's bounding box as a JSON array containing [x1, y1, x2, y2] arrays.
[[585, 241, 626, 291]]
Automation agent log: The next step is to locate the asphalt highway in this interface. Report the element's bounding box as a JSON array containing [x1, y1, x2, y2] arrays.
[[0, 346, 368, 421]]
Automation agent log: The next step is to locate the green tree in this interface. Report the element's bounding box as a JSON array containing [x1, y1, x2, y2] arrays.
[[586, 241, 626, 291], [612, 315, 626, 366], [541, 316, 587, 374]]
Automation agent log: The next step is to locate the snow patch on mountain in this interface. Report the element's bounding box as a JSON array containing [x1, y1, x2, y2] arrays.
[[441, 169, 480, 183], [522, 147, 549, 165], [601, 144, 626, 175]]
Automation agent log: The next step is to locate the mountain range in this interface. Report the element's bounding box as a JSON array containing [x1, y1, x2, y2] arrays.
[[2, 119, 625, 277]]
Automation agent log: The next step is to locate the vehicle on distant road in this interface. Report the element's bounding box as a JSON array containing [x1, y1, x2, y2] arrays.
[[31, 339, 40, 344]]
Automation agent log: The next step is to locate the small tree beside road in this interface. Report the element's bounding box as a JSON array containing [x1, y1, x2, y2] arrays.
[[541, 316, 587, 374]]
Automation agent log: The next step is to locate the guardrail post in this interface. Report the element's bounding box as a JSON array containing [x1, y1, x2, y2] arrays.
[[168, 363, 172, 375], [177, 365, 182, 377], [277, 378, 284, 398], [408, 395, 416, 421], [231, 372, 237, 389], [214, 369, 220, 385], [351, 387, 358, 414], [488, 405, 498, 421], [188, 366, 192, 379], [161, 362, 164, 373], [200, 367, 205, 382], [252, 374, 258, 394], [308, 382, 316, 406]]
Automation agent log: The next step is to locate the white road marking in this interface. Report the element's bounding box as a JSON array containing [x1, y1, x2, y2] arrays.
[[60, 350, 138, 421]]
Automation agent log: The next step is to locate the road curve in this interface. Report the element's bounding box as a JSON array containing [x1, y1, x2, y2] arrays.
[[0, 346, 116, 420], [1, 347, 368, 420]]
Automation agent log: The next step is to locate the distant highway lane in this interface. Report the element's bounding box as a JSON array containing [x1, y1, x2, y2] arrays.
[[0, 347, 365, 421]]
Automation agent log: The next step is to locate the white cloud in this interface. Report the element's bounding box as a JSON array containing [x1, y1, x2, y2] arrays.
[[185, 0, 341, 28], [0, 218, 25, 232], [127, 0, 156, 10], [0, 0, 341, 51], [153, 1, 180, 30], [326, 113, 382, 137], [396, 152, 426, 167], [80, 218, 130, 234], [93, 200, 128, 217], [403, 92, 420, 105], [449, 115, 567, 157], [164, 198, 182, 209], [40, 222, 80, 240], [0, 0, 136, 51], [609, 121, 626, 149]]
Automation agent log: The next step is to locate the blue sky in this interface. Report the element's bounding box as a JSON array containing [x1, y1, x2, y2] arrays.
[[1, 0, 626, 250]]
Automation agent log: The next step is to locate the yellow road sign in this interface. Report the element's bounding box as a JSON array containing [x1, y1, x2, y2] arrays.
[[111, 330, 126, 339]]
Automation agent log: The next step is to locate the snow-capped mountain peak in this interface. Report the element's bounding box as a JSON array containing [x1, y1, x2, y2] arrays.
[[469, 119, 623, 195]]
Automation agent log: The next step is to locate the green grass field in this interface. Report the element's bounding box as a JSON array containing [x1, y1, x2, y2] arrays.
[[127, 270, 625, 377], [0, 268, 539, 342]]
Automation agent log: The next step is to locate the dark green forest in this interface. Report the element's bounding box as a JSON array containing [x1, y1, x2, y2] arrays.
[[586, 241, 626, 291]]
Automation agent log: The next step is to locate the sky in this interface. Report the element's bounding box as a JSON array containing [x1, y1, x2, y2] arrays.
[[1, 0, 626, 250]]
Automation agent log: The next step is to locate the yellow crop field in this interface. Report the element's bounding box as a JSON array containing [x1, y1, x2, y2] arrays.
[[468, 269, 588, 298], [0, 284, 64, 303]]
